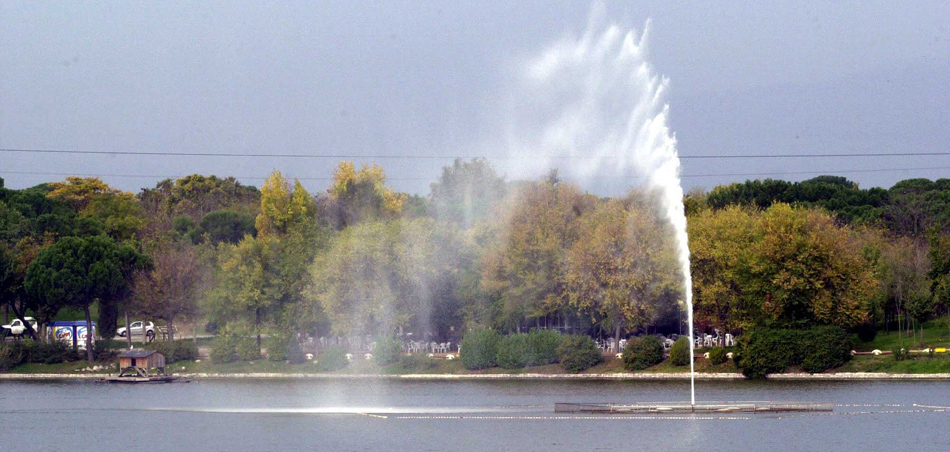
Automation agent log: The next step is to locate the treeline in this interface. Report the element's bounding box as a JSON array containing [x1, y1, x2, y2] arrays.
[[2, 165, 949, 362]]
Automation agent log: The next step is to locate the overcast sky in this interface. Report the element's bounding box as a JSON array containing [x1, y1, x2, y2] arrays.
[[1, 1, 948, 195]]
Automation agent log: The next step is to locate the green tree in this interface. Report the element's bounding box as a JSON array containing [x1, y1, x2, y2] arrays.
[[749, 203, 875, 328], [25, 236, 145, 362], [307, 218, 465, 337], [205, 236, 283, 350], [688, 205, 760, 330], [195, 210, 256, 245], [481, 180, 595, 331], [566, 198, 680, 346], [429, 158, 506, 229]]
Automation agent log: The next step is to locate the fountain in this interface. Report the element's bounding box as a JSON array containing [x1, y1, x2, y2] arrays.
[[504, 6, 698, 404], [510, 6, 831, 415]]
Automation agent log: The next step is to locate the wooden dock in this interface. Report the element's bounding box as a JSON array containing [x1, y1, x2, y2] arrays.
[[100, 375, 188, 384]]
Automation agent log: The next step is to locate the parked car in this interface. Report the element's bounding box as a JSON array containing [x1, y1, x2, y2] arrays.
[[2, 317, 38, 337], [117, 321, 155, 341]]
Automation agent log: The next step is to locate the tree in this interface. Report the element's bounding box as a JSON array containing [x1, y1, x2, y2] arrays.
[[429, 158, 506, 229], [481, 180, 595, 331], [46, 177, 145, 241], [24, 236, 145, 362], [307, 218, 466, 337], [881, 236, 932, 340], [160, 174, 261, 220], [133, 242, 208, 342], [323, 161, 406, 228], [46, 177, 119, 211], [256, 171, 316, 239], [205, 236, 283, 349], [195, 210, 256, 245], [566, 198, 680, 346], [83, 192, 146, 241], [688, 205, 759, 331], [0, 236, 52, 341], [749, 203, 875, 329]]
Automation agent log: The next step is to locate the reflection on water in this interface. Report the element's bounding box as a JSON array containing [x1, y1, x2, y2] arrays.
[[1, 380, 948, 451]]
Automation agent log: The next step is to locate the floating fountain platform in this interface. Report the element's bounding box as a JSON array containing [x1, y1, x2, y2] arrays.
[[554, 401, 832, 414]]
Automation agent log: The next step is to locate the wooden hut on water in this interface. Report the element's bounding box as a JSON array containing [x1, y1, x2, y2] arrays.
[[117, 350, 166, 377]]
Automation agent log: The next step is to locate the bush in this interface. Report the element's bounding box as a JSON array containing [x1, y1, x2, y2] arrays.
[[669, 337, 691, 367], [0, 340, 83, 369], [373, 336, 404, 366], [236, 338, 261, 361], [0, 344, 21, 370], [800, 326, 853, 373], [398, 354, 439, 371], [708, 346, 728, 365], [892, 346, 908, 362], [286, 336, 306, 364], [737, 326, 853, 379], [496, 334, 530, 369], [148, 340, 198, 363], [525, 329, 562, 366], [460, 329, 501, 370], [557, 335, 602, 373], [264, 333, 290, 362], [210, 335, 239, 363], [315, 346, 348, 372], [623, 336, 664, 371]]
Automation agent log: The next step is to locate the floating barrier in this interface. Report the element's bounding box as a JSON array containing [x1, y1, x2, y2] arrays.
[[554, 401, 833, 414]]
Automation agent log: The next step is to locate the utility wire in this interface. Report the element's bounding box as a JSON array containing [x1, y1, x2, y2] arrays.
[[2, 166, 948, 182], [2, 147, 950, 160]]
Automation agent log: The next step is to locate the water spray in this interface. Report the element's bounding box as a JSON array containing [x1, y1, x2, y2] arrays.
[[505, 5, 696, 404]]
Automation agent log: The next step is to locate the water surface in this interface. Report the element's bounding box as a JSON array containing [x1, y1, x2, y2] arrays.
[[1, 379, 947, 451]]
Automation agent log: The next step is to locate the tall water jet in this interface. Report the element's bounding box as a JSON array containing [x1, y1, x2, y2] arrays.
[[504, 6, 696, 404]]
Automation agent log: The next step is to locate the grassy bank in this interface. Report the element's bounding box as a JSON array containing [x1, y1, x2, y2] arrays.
[[853, 318, 950, 352]]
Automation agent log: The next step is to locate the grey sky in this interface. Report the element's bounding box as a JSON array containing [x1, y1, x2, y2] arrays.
[[2, 1, 948, 195]]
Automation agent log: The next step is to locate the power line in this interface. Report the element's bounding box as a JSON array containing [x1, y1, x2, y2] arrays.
[[680, 166, 950, 179], [2, 147, 949, 160], [2, 166, 948, 182]]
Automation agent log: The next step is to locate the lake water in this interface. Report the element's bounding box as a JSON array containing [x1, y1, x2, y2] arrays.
[[1, 378, 948, 451]]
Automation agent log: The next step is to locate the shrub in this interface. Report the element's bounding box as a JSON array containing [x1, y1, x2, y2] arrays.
[[264, 333, 290, 362], [286, 336, 306, 364], [708, 346, 728, 365], [525, 329, 561, 366], [373, 336, 404, 366], [315, 346, 348, 372], [210, 335, 239, 363], [669, 337, 691, 367], [0, 344, 20, 370], [148, 340, 198, 363], [736, 329, 801, 379], [0, 340, 83, 368], [460, 329, 501, 370], [892, 346, 908, 362], [623, 336, 664, 371], [800, 326, 852, 373], [398, 354, 439, 371], [557, 335, 602, 373], [737, 326, 853, 379], [236, 338, 261, 361], [496, 334, 530, 369]]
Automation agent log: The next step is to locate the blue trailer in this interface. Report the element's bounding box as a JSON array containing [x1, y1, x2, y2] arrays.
[[48, 321, 97, 349]]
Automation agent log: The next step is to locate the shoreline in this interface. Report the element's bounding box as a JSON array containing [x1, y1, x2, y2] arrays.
[[3, 372, 950, 381]]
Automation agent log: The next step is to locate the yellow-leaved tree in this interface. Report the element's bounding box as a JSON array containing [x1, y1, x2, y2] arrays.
[[256, 170, 316, 239]]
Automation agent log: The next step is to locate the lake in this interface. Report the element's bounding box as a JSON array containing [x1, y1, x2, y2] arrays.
[[1, 378, 948, 451]]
